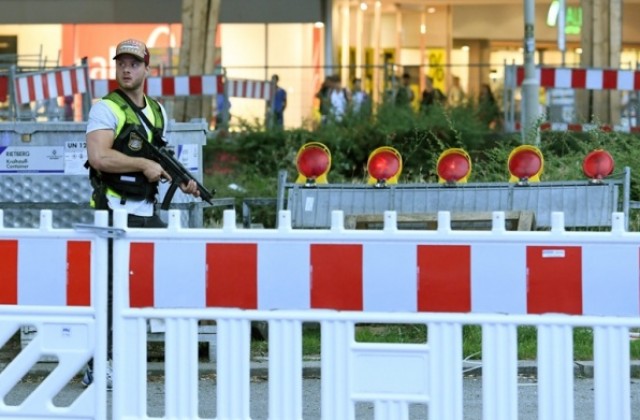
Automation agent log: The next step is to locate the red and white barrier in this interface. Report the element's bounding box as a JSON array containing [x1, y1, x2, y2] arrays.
[[510, 65, 640, 90], [91, 75, 270, 100], [0, 210, 109, 419], [13, 65, 90, 105], [513, 121, 640, 133], [110, 209, 637, 420], [122, 210, 638, 317], [0, 238, 91, 306], [91, 75, 224, 99], [226, 78, 272, 100]]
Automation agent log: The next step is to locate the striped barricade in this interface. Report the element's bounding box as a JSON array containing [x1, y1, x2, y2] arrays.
[[91, 75, 270, 100], [507, 65, 640, 91], [9, 60, 92, 120], [0, 209, 110, 419], [91, 74, 224, 99], [504, 64, 640, 133], [513, 121, 640, 133], [111, 208, 639, 420]]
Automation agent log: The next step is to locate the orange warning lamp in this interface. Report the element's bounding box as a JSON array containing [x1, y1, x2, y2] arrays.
[[508, 145, 543, 183], [367, 146, 403, 186], [295, 142, 331, 185], [437, 148, 472, 184], [582, 149, 614, 182]]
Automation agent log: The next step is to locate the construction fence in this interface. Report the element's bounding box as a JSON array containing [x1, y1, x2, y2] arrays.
[[0, 61, 279, 127], [1, 208, 640, 419]]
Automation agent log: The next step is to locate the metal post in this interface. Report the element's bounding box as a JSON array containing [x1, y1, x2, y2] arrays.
[[81, 57, 92, 121], [522, 0, 540, 144], [558, 0, 566, 67], [323, 0, 334, 76]]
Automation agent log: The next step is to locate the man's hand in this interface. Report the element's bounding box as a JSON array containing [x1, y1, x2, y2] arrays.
[[179, 179, 201, 197], [142, 159, 171, 183]]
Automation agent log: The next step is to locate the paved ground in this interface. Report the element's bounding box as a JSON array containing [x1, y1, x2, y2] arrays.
[[4, 331, 640, 418], [4, 374, 640, 419]]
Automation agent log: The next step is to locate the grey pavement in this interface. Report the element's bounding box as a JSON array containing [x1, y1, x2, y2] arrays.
[[4, 374, 640, 419], [9, 358, 640, 379]]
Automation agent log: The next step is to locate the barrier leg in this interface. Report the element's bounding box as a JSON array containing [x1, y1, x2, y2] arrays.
[[537, 324, 574, 420], [428, 322, 463, 420], [482, 323, 518, 420], [268, 319, 303, 419], [321, 320, 354, 419], [165, 317, 200, 418], [217, 317, 251, 420], [594, 326, 631, 420]]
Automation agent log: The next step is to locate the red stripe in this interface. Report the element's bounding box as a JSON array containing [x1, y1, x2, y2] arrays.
[[41, 74, 50, 100], [129, 243, 155, 308], [0, 240, 18, 304], [602, 69, 617, 90], [310, 244, 363, 310], [56, 71, 65, 96], [571, 68, 586, 88], [635, 71, 640, 90], [516, 67, 525, 86], [567, 123, 583, 132], [526, 246, 582, 315], [540, 68, 555, 88], [67, 241, 91, 306], [539, 122, 552, 131], [217, 76, 224, 93], [70, 69, 79, 94], [417, 245, 471, 312], [162, 77, 175, 96], [27, 76, 36, 102], [0, 75, 7, 101], [190, 76, 203, 95], [206, 243, 257, 309]]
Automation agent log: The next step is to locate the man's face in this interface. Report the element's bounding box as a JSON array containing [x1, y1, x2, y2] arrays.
[[115, 55, 147, 91]]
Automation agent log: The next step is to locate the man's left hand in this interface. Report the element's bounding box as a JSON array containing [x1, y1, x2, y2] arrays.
[[179, 180, 201, 197]]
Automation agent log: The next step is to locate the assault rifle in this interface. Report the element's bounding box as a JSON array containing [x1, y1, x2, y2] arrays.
[[146, 142, 216, 210]]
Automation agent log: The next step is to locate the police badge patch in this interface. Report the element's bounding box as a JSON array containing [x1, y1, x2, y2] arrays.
[[128, 132, 144, 151]]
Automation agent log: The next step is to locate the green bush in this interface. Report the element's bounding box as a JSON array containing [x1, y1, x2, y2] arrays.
[[202, 102, 640, 227]]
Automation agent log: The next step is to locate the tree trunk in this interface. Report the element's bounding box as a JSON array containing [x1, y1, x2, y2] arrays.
[[175, 0, 221, 123], [577, 0, 622, 125]]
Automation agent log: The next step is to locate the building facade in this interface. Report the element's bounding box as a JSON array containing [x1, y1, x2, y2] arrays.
[[1, 0, 638, 127]]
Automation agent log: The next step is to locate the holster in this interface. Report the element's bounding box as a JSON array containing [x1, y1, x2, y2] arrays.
[[91, 182, 109, 210]]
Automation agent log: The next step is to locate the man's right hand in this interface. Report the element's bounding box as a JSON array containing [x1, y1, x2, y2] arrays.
[[143, 159, 171, 183]]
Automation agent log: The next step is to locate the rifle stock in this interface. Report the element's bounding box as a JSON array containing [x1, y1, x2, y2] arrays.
[[147, 143, 216, 210]]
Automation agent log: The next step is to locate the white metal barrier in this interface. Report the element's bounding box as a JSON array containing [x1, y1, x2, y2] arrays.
[[0, 210, 110, 419], [110, 208, 640, 420]]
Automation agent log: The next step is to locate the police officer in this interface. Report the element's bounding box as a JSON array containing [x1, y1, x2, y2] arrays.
[[83, 38, 200, 387], [86, 38, 199, 226]]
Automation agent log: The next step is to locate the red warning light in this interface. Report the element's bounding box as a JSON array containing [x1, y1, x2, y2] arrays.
[[367, 147, 402, 185], [437, 148, 471, 183], [508, 145, 543, 182], [295, 142, 331, 184], [582, 149, 614, 180]]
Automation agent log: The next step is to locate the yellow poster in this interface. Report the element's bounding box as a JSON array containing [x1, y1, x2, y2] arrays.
[[426, 49, 447, 92]]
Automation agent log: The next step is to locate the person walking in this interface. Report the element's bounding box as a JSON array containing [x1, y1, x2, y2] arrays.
[[83, 38, 200, 388], [395, 72, 415, 109], [420, 76, 446, 113], [270, 74, 287, 129], [448, 76, 466, 107], [478, 83, 501, 129], [350, 77, 371, 116]]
